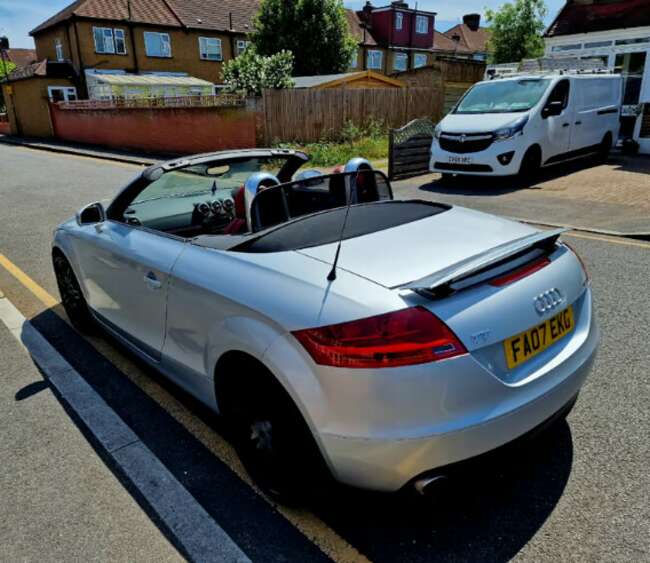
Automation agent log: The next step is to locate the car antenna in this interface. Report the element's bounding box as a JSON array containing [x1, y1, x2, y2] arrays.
[[327, 173, 355, 282]]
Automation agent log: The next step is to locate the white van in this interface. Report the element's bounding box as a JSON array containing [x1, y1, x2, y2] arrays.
[[430, 73, 622, 178]]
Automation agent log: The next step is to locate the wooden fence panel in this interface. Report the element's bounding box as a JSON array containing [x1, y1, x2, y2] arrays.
[[260, 87, 443, 143]]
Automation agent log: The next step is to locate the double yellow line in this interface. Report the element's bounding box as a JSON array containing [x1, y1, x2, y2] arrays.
[[0, 252, 369, 563]]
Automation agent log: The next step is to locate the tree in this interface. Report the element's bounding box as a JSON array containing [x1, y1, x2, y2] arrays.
[[252, 0, 357, 76], [486, 0, 547, 64], [221, 47, 294, 96], [0, 60, 16, 112]]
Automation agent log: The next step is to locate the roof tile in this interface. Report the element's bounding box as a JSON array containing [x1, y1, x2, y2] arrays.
[[546, 0, 650, 37]]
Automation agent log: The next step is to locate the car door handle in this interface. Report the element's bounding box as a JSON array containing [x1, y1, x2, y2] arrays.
[[562, 123, 570, 128], [144, 272, 162, 290], [575, 121, 582, 125]]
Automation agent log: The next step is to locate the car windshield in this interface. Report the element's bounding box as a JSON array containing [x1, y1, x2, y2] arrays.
[[454, 79, 552, 114], [132, 157, 288, 205]]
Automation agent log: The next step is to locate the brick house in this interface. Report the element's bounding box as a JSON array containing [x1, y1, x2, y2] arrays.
[[353, 1, 438, 74], [443, 14, 490, 61], [28, 0, 258, 100]]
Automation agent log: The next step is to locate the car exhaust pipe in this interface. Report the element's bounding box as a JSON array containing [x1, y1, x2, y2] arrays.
[[414, 474, 449, 497]]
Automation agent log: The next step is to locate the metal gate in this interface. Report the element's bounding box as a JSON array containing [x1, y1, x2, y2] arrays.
[[388, 118, 435, 181]]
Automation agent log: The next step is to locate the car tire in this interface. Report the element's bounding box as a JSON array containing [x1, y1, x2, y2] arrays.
[[518, 147, 541, 182], [596, 133, 612, 163], [53, 252, 96, 334], [439, 173, 454, 183], [221, 364, 329, 505]]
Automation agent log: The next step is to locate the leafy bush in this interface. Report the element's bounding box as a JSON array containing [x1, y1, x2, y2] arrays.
[[275, 120, 389, 167], [221, 47, 294, 96]]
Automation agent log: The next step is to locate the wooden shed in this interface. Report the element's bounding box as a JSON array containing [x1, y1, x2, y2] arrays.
[[292, 71, 404, 90]]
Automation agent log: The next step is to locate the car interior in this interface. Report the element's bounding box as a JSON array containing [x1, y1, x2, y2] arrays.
[[108, 154, 394, 240]]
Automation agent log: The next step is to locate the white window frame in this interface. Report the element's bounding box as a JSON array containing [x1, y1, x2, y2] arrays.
[[395, 12, 404, 31], [93, 26, 127, 55], [144, 32, 172, 58], [236, 40, 251, 56], [199, 37, 223, 61], [414, 53, 428, 68], [47, 86, 78, 102], [54, 38, 65, 61], [416, 15, 429, 34], [393, 52, 408, 71], [367, 50, 383, 70]]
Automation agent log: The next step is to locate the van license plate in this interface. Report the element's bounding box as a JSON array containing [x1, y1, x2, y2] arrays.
[[448, 156, 473, 165], [504, 306, 575, 370]]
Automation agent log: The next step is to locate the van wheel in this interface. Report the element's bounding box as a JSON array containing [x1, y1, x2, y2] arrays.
[[519, 147, 541, 181], [220, 361, 328, 505], [53, 253, 96, 333], [596, 133, 612, 163]]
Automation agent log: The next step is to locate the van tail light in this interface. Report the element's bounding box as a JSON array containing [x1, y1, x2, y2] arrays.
[[292, 307, 467, 369], [563, 242, 590, 284]]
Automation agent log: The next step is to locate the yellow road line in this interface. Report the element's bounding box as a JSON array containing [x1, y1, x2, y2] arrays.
[[0, 252, 370, 563], [0, 254, 58, 308], [564, 231, 650, 249]]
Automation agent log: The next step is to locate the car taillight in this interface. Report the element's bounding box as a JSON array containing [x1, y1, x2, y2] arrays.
[[489, 256, 551, 287], [564, 242, 590, 284], [292, 307, 467, 369]]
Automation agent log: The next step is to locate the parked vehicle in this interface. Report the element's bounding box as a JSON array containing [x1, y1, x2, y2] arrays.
[[430, 73, 622, 178], [52, 149, 599, 503]]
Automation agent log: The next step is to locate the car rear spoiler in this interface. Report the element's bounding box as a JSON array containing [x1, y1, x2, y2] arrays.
[[401, 228, 568, 294]]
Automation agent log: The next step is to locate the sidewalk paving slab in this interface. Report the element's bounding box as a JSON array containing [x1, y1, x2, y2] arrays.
[[0, 319, 183, 562]]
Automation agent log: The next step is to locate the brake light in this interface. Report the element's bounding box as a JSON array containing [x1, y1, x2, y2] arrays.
[[564, 242, 590, 284], [489, 257, 551, 287], [292, 307, 467, 368]]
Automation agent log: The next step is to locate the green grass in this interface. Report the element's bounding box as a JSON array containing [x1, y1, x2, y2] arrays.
[[274, 120, 389, 169]]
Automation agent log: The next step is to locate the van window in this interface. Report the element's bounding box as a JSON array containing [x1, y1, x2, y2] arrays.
[[454, 79, 551, 114], [578, 78, 615, 110], [546, 79, 570, 109]]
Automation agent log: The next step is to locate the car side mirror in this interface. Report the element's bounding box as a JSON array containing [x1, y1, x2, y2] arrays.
[[542, 101, 564, 118], [76, 202, 106, 226]]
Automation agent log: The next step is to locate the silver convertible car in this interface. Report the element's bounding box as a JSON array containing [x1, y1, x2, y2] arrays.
[[52, 149, 599, 503]]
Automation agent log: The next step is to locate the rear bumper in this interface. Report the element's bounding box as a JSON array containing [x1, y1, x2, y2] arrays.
[[317, 303, 599, 492]]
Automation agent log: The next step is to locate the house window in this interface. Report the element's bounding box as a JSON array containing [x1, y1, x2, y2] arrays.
[[48, 86, 78, 102], [367, 50, 383, 70], [615, 36, 650, 46], [416, 15, 428, 34], [584, 40, 612, 49], [551, 44, 581, 52], [144, 32, 172, 58], [393, 53, 408, 71], [236, 40, 251, 56], [93, 27, 127, 55], [395, 12, 403, 31], [414, 53, 428, 68], [54, 38, 65, 61], [199, 37, 222, 61]]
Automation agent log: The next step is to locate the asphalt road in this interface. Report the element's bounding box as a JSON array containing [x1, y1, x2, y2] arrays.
[[0, 143, 648, 562]]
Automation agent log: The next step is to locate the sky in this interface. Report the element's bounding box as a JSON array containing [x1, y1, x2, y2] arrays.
[[0, 0, 566, 50]]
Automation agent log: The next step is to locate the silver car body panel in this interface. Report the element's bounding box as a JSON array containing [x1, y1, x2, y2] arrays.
[[53, 163, 598, 492]]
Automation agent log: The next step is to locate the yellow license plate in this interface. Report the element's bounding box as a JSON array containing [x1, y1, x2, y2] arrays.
[[504, 306, 575, 370]]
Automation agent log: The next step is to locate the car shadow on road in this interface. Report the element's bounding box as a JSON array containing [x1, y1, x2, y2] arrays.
[[311, 420, 574, 562], [26, 305, 574, 562]]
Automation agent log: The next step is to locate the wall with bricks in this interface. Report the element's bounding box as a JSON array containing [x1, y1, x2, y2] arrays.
[[49, 103, 257, 154]]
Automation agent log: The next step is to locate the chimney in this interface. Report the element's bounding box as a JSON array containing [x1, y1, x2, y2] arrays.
[[361, 1, 374, 23], [463, 13, 481, 31]]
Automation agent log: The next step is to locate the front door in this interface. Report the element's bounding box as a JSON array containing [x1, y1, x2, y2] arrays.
[[73, 221, 186, 361]]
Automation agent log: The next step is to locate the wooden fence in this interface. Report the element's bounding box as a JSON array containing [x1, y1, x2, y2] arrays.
[[256, 87, 443, 144], [388, 119, 436, 181]]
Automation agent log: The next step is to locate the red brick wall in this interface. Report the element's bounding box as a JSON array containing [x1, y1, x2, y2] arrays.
[[49, 104, 257, 154]]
